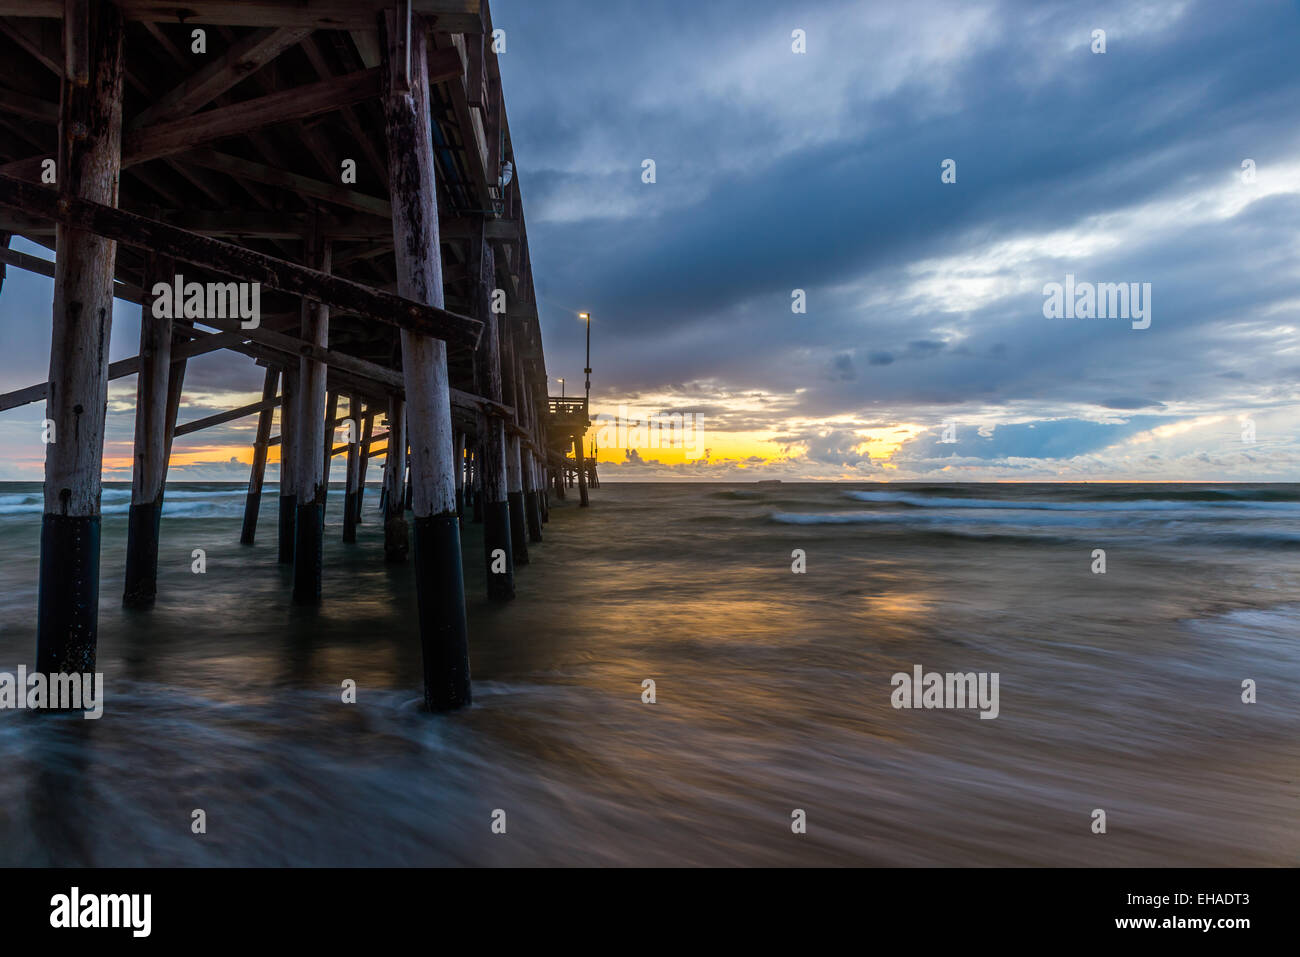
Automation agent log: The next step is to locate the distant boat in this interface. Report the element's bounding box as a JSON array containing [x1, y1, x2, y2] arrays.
[[756, 479, 782, 486]]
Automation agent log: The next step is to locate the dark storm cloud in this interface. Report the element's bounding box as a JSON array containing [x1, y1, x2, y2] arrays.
[[490, 0, 1300, 471], [899, 416, 1166, 461]]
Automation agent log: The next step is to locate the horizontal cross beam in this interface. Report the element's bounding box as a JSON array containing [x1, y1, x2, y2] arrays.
[[123, 68, 384, 165], [227, 316, 515, 419], [0, 328, 246, 412], [173, 397, 279, 438], [0, 173, 483, 348]]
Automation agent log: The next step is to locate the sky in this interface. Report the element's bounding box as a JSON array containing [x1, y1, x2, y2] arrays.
[[1, 0, 1298, 483]]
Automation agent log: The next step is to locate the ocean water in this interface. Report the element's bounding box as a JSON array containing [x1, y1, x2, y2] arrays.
[[0, 480, 1297, 866]]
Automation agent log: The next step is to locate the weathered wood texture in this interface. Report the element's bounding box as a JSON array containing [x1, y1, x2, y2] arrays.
[[128, 250, 174, 507], [0, 174, 483, 348], [36, 0, 124, 676], [240, 365, 280, 544], [384, 17, 469, 710]]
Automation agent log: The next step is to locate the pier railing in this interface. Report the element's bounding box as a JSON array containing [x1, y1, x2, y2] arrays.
[[548, 397, 588, 419]]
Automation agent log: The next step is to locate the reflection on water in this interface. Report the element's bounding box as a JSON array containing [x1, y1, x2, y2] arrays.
[[0, 481, 1297, 865]]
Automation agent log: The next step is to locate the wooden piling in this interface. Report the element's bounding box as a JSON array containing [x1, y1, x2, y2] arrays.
[[342, 394, 361, 543], [277, 366, 297, 563], [123, 251, 175, 607], [454, 430, 465, 523], [382, 396, 408, 561], [519, 375, 543, 543], [541, 462, 550, 521], [383, 17, 470, 710], [470, 445, 484, 523], [576, 431, 590, 507], [525, 452, 543, 542], [501, 331, 529, 565], [506, 431, 528, 564], [470, 231, 513, 600], [239, 366, 280, 545], [320, 389, 338, 507], [355, 404, 372, 525], [292, 233, 331, 604], [36, 0, 124, 679]]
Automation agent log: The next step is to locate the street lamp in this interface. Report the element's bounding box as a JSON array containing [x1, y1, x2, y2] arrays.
[[578, 312, 591, 403]]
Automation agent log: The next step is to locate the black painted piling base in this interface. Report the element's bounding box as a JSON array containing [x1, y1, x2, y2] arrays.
[[239, 488, 262, 545], [524, 489, 543, 543], [455, 487, 464, 526], [122, 500, 162, 608], [507, 490, 529, 565], [472, 490, 483, 523], [343, 490, 359, 544], [277, 494, 296, 564], [384, 512, 409, 562], [292, 502, 324, 604], [36, 514, 101, 675], [482, 499, 514, 601], [412, 513, 471, 711]]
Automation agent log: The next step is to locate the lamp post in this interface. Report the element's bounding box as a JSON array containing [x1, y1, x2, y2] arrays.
[[578, 312, 591, 406]]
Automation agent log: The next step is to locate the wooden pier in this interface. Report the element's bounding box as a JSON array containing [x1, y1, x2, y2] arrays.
[[0, 0, 592, 711]]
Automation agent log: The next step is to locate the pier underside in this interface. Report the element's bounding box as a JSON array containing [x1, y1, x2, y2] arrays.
[[0, 0, 583, 710]]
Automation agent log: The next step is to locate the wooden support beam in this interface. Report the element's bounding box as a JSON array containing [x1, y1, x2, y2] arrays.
[[453, 429, 465, 521], [123, 68, 384, 164], [188, 312, 513, 419], [277, 365, 296, 563], [173, 396, 280, 438], [303, 33, 388, 193], [240, 365, 280, 545], [0, 244, 144, 301], [321, 390, 339, 490], [520, 363, 543, 543], [0, 328, 249, 412], [63, 0, 87, 84], [130, 27, 313, 130], [293, 231, 331, 604], [356, 403, 374, 523], [383, 15, 469, 711], [123, 252, 174, 607], [181, 149, 392, 217], [343, 394, 362, 543], [502, 325, 528, 565], [470, 226, 512, 599], [387, 0, 412, 94], [116, 209, 390, 240], [382, 395, 407, 560], [0, 15, 62, 76], [0, 86, 58, 123], [0, 173, 484, 347], [575, 429, 589, 507], [114, 47, 463, 166], [36, 0, 123, 685]]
